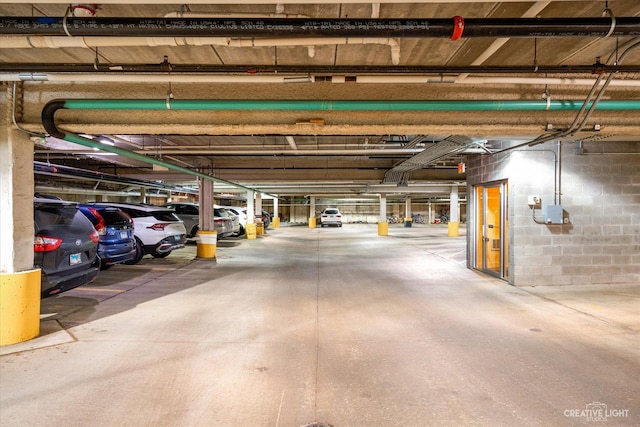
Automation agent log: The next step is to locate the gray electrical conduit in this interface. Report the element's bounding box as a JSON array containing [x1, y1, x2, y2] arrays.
[[505, 37, 640, 151]]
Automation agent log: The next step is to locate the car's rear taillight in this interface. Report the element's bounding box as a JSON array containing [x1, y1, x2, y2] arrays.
[[34, 235, 62, 252], [89, 230, 100, 243], [88, 207, 106, 235], [148, 223, 170, 231], [336, 215, 342, 218]]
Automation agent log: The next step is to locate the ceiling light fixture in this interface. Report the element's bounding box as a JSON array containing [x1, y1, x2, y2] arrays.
[[283, 76, 312, 84]]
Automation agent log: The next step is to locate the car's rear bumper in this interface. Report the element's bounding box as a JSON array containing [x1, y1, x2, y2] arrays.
[[100, 247, 137, 266], [41, 266, 99, 297], [145, 234, 186, 254]]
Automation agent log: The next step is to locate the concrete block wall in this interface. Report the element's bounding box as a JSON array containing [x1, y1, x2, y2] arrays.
[[467, 140, 640, 286]]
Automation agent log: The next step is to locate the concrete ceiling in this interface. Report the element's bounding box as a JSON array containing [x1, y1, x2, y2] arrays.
[[1, 1, 639, 199]]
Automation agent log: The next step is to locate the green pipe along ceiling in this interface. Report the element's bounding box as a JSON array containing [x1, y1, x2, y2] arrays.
[[59, 99, 640, 111], [41, 98, 640, 191]]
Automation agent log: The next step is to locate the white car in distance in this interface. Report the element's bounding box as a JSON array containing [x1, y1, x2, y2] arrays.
[[320, 208, 343, 227]]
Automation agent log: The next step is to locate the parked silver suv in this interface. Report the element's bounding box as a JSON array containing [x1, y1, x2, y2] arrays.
[[163, 202, 233, 239]]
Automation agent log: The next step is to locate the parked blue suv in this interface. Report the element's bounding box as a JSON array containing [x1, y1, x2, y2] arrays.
[[79, 204, 137, 270]]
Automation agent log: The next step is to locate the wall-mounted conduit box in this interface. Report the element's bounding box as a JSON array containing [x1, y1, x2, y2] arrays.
[[527, 195, 541, 207], [543, 204, 564, 224]]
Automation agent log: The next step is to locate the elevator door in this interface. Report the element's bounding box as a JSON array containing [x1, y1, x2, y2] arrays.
[[475, 182, 508, 280]]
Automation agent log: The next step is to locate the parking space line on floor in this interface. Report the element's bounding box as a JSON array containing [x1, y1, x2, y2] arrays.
[[74, 287, 126, 293]]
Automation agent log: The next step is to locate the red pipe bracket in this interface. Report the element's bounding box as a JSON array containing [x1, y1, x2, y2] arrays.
[[451, 16, 464, 41]]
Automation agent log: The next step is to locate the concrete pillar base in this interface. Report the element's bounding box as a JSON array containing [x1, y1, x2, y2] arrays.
[[404, 218, 412, 228], [272, 217, 280, 228], [256, 221, 264, 236], [196, 231, 217, 259], [1, 269, 41, 346], [448, 221, 460, 237], [309, 217, 316, 228], [378, 222, 389, 236], [246, 223, 257, 239]]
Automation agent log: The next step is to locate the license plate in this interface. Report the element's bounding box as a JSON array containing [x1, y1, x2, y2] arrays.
[[174, 235, 181, 241], [120, 231, 128, 239], [70, 253, 81, 265]]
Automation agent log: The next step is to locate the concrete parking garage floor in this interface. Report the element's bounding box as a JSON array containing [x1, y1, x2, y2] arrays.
[[1, 224, 639, 426]]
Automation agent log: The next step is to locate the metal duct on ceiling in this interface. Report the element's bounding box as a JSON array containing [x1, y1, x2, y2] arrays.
[[383, 136, 476, 184]]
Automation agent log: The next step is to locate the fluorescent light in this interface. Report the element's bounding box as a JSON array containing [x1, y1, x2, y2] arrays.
[[283, 76, 312, 83]]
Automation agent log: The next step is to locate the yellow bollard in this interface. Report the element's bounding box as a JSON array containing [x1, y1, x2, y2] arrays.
[[272, 217, 280, 228], [309, 217, 316, 228], [378, 222, 389, 236], [448, 221, 460, 237], [196, 230, 217, 258], [246, 223, 257, 239], [1, 269, 41, 346]]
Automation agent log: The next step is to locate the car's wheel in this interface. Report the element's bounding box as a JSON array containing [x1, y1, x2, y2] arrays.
[[238, 224, 245, 236], [123, 238, 144, 265], [151, 250, 171, 258], [100, 263, 113, 271], [190, 225, 199, 238]]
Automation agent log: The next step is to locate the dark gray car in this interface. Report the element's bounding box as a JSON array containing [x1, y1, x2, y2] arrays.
[[34, 198, 100, 297]]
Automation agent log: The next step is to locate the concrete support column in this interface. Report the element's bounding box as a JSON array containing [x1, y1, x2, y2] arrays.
[[272, 196, 280, 228], [448, 185, 460, 237], [246, 190, 256, 239], [309, 196, 316, 228], [404, 197, 412, 227], [428, 201, 433, 225], [378, 193, 388, 236], [140, 187, 147, 204], [1, 123, 41, 346], [197, 178, 216, 259], [255, 193, 264, 235]]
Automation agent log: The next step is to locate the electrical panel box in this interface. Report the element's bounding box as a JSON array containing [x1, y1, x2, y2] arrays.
[[527, 195, 541, 207], [543, 204, 564, 224]]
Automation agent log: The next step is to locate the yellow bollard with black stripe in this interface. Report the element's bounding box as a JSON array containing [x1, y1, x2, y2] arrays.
[[1, 269, 41, 346]]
